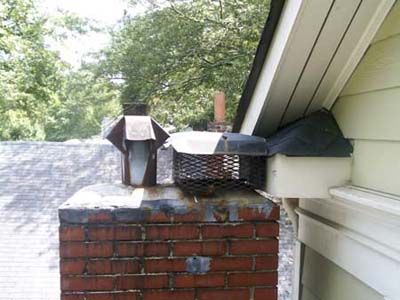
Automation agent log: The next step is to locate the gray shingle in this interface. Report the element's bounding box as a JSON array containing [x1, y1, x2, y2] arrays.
[[0, 141, 120, 300]]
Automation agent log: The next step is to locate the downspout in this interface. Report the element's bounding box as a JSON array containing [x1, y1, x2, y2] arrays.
[[282, 198, 303, 300]]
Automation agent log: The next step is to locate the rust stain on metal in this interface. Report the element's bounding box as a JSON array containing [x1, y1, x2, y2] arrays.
[[106, 116, 169, 187]]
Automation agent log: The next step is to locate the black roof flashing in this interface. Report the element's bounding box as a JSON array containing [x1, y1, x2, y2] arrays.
[[265, 109, 353, 157]]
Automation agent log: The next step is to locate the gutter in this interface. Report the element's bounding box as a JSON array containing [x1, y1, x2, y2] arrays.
[[232, 0, 286, 132]]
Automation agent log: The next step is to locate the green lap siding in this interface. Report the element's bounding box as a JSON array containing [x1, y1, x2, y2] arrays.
[[301, 247, 384, 300], [332, 1, 400, 196]]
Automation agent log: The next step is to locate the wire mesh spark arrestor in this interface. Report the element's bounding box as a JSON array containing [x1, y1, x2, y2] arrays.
[[168, 131, 268, 195]]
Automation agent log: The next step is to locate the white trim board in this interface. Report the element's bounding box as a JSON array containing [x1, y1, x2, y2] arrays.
[[265, 154, 351, 199], [240, 0, 305, 135], [330, 186, 400, 217]]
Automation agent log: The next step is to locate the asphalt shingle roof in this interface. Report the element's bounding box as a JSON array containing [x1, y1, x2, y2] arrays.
[[0, 141, 120, 300]]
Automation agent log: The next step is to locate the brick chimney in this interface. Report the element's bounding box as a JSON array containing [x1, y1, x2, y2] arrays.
[[214, 91, 226, 123], [208, 92, 232, 132], [59, 185, 279, 300]]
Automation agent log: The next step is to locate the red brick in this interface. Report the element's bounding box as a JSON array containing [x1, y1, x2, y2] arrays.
[[198, 289, 250, 300], [61, 276, 114, 291], [254, 288, 278, 300], [60, 242, 86, 258], [85, 294, 114, 300], [87, 242, 113, 257], [238, 206, 280, 221], [61, 295, 83, 300], [60, 259, 86, 274], [116, 242, 169, 257], [114, 292, 140, 300], [211, 257, 253, 271], [87, 259, 112, 274], [143, 290, 195, 300], [174, 241, 226, 256], [147, 212, 171, 223], [88, 211, 113, 223], [173, 211, 201, 223], [116, 275, 168, 289], [115, 226, 141, 240], [60, 226, 85, 241], [202, 224, 253, 239], [83, 294, 140, 300], [88, 227, 115, 241], [255, 256, 279, 270], [256, 223, 279, 237], [112, 259, 141, 274], [145, 258, 186, 273], [228, 272, 277, 287], [61, 292, 140, 300], [146, 225, 199, 240], [230, 239, 278, 255], [174, 274, 225, 288]]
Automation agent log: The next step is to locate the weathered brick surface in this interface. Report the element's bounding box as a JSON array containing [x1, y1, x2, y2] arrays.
[[210, 257, 253, 271], [142, 290, 195, 300], [115, 274, 169, 289], [198, 288, 250, 300], [254, 288, 278, 300], [230, 239, 279, 255], [60, 226, 85, 241], [144, 258, 186, 273], [256, 223, 280, 237], [202, 224, 253, 238], [145, 225, 200, 240], [228, 272, 278, 287], [59, 183, 279, 300], [173, 241, 227, 256], [174, 274, 225, 288]]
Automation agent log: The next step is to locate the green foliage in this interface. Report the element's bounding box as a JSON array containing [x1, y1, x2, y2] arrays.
[[0, 0, 61, 140], [0, 0, 269, 139], [100, 0, 270, 128], [45, 68, 121, 141], [0, 0, 120, 141]]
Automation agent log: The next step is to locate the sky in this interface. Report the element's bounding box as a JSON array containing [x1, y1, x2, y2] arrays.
[[38, 0, 136, 66]]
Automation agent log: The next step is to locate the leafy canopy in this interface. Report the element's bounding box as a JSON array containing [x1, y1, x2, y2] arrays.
[[0, 0, 121, 141], [0, 0, 270, 140], [100, 0, 270, 129]]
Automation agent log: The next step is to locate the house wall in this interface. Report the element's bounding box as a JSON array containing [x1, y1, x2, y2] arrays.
[[332, 0, 400, 196], [297, 3, 400, 300], [301, 247, 383, 300]]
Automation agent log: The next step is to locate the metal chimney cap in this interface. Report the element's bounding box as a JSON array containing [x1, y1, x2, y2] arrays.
[[106, 116, 169, 153], [168, 131, 268, 156]]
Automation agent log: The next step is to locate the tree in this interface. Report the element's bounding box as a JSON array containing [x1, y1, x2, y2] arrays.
[[0, 0, 121, 141], [99, 0, 270, 129], [45, 67, 121, 141], [0, 0, 63, 139]]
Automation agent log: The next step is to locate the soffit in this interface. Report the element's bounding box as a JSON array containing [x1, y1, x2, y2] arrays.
[[239, 0, 395, 137]]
